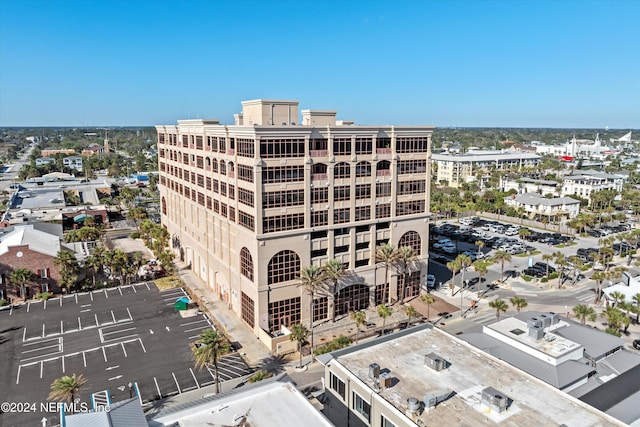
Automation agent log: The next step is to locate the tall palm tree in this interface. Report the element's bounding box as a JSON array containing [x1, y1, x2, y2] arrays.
[[472, 259, 490, 296], [192, 328, 230, 394], [421, 293, 435, 321], [488, 299, 508, 320], [592, 270, 606, 304], [573, 304, 597, 325], [377, 304, 392, 335], [554, 252, 567, 289], [456, 254, 472, 289], [350, 310, 367, 344], [48, 374, 87, 408], [446, 259, 461, 296], [298, 265, 327, 359], [376, 243, 397, 305], [394, 246, 417, 304], [609, 291, 626, 308], [541, 253, 554, 279], [492, 251, 512, 283], [509, 296, 528, 313], [10, 268, 32, 300], [324, 259, 346, 322], [633, 293, 640, 323], [54, 250, 80, 291], [290, 323, 309, 368], [403, 305, 418, 327], [474, 240, 485, 258], [518, 228, 531, 241]]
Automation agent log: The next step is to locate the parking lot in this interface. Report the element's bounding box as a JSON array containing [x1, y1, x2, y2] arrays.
[[0, 283, 253, 427]]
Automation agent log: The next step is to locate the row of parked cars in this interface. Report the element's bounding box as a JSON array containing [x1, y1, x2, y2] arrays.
[[587, 223, 632, 238], [522, 262, 557, 278]]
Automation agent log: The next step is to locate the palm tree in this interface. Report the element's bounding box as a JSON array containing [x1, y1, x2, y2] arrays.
[[376, 243, 397, 305], [297, 265, 327, 359], [472, 259, 490, 295], [324, 259, 346, 322], [541, 253, 554, 279], [446, 259, 461, 296], [394, 246, 417, 304], [518, 228, 531, 241], [456, 254, 472, 289], [403, 305, 418, 327], [48, 374, 87, 408], [509, 296, 528, 313], [573, 304, 597, 325], [488, 299, 508, 320], [492, 251, 512, 283], [554, 252, 567, 289], [54, 250, 80, 292], [609, 291, 626, 308], [10, 268, 32, 300], [350, 310, 367, 344], [592, 270, 606, 304], [290, 323, 309, 368], [377, 304, 392, 335], [192, 328, 230, 394], [421, 293, 435, 321], [474, 240, 485, 258], [633, 293, 640, 323]]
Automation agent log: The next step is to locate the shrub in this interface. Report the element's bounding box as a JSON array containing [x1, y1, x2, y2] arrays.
[[36, 292, 50, 300], [605, 327, 621, 337], [540, 277, 548, 283], [549, 272, 559, 280], [130, 231, 142, 239], [0, 298, 7, 306], [522, 275, 533, 282], [247, 370, 273, 383], [314, 335, 352, 355]]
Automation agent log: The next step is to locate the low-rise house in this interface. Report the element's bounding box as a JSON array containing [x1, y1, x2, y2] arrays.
[[35, 157, 56, 167], [504, 192, 580, 220], [500, 176, 561, 196], [63, 155, 83, 172]]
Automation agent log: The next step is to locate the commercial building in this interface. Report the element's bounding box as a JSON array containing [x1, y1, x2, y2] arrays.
[[432, 150, 541, 188], [460, 311, 640, 425], [561, 170, 624, 203], [156, 99, 433, 350], [499, 176, 561, 196], [503, 193, 581, 220], [319, 323, 620, 427]]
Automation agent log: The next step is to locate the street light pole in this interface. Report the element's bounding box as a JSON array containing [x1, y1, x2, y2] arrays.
[[128, 382, 133, 398]]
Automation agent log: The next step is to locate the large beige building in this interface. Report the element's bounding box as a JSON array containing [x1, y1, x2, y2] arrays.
[[156, 99, 433, 349]]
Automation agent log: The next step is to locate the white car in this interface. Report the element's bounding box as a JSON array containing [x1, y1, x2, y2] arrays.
[[426, 274, 436, 288]]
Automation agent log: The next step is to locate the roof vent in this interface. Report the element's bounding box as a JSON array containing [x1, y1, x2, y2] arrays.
[[539, 313, 552, 328], [548, 312, 560, 325], [527, 317, 542, 329], [369, 363, 380, 380], [407, 397, 421, 413], [424, 353, 447, 371], [481, 387, 510, 413]]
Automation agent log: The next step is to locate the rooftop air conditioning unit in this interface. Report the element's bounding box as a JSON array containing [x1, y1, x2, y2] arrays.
[[549, 312, 560, 324], [481, 387, 509, 413], [379, 371, 392, 388], [527, 317, 542, 329], [528, 325, 544, 341], [425, 353, 447, 372], [539, 313, 552, 328], [369, 363, 380, 380]]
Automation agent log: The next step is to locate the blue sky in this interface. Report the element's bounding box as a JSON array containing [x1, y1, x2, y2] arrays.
[[1, 0, 638, 128]]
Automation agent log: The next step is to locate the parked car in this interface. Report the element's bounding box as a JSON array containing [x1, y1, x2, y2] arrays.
[[534, 262, 556, 273], [522, 267, 546, 278], [633, 340, 640, 350], [426, 274, 436, 289]]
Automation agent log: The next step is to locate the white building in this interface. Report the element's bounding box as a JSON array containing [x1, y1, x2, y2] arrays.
[[535, 134, 619, 160], [35, 157, 56, 167], [561, 170, 624, 202], [63, 155, 83, 172], [432, 150, 541, 188], [500, 176, 561, 196], [504, 193, 580, 219]]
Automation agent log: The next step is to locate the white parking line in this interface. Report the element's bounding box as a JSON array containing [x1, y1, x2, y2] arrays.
[[44, 299, 47, 310], [102, 347, 107, 362], [139, 338, 147, 353], [16, 366, 21, 384], [184, 326, 207, 333], [78, 317, 82, 330], [104, 289, 108, 298], [42, 324, 45, 337], [62, 355, 65, 373], [27, 303, 30, 313], [133, 285, 137, 293], [22, 343, 60, 354], [154, 377, 161, 398], [119, 287, 123, 296], [172, 372, 181, 394], [60, 297, 62, 307], [40, 361, 43, 378], [127, 307, 133, 321], [60, 320, 63, 335], [95, 313, 99, 326], [190, 368, 200, 389], [146, 283, 151, 290], [80, 309, 91, 313], [112, 311, 116, 322], [121, 342, 128, 357], [22, 328, 26, 341], [180, 319, 208, 327], [90, 292, 94, 301], [75, 294, 78, 304], [83, 352, 87, 367]]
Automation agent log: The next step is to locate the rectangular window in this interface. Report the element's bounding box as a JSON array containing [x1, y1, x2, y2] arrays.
[[335, 245, 349, 254], [376, 182, 391, 198], [220, 182, 227, 197], [229, 206, 236, 222], [197, 174, 204, 187], [213, 179, 219, 193], [311, 211, 328, 227], [398, 180, 426, 195], [238, 165, 254, 183], [355, 137, 373, 155], [398, 159, 427, 174], [333, 137, 351, 155], [353, 392, 371, 422], [311, 248, 328, 258], [221, 203, 228, 218], [262, 166, 304, 184], [219, 137, 226, 151], [396, 136, 428, 153], [381, 415, 397, 427], [354, 206, 371, 222], [397, 200, 425, 216], [263, 190, 305, 208], [355, 184, 371, 200], [263, 213, 305, 233], [312, 188, 329, 204], [238, 188, 255, 207], [330, 373, 346, 399], [334, 186, 351, 202], [269, 297, 301, 332], [260, 138, 305, 158], [239, 211, 255, 231], [334, 208, 350, 224], [241, 292, 255, 328], [237, 138, 255, 158], [228, 185, 235, 200], [313, 297, 328, 322], [376, 204, 391, 219]]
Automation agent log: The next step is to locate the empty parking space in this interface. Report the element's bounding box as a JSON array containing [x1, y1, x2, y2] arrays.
[[0, 283, 253, 427]]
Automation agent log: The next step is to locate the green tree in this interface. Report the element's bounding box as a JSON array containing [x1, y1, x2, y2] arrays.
[[290, 323, 309, 368], [472, 259, 491, 295], [633, 293, 640, 323], [377, 304, 393, 335], [421, 293, 435, 321], [393, 246, 417, 304], [54, 250, 80, 291], [492, 251, 512, 283], [489, 299, 508, 320], [376, 243, 397, 305], [446, 259, 461, 296], [573, 304, 597, 325], [475, 240, 485, 258], [509, 296, 528, 313], [324, 259, 347, 322], [192, 328, 230, 394], [127, 207, 148, 231], [350, 310, 367, 344], [518, 228, 531, 241], [403, 304, 418, 327], [541, 253, 554, 279], [48, 374, 87, 408], [10, 268, 32, 300], [297, 265, 327, 359], [456, 254, 472, 289]]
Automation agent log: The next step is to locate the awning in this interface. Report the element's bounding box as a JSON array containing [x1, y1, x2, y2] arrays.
[[73, 213, 89, 223]]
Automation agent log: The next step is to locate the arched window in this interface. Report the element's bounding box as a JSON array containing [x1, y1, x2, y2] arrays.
[[228, 161, 235, 175], [206, 157, 211, 167], [335, 162, 350, 179], [268, 250, 300, 285], [220, 161, 227, 175], [161, 197, 167, 215], [312, 163, 327, 174], [240, 247, 254, 281], [212, 159, 218, 173], [355, 161, 371, 177], [376, 160, 391, 176], [398, 231, 421, 255]]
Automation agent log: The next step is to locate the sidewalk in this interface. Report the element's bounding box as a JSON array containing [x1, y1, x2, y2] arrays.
[[173, 260, 272, 367]]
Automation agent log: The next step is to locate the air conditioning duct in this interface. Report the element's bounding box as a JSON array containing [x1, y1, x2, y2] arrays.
[[369, 363, 380, 380]]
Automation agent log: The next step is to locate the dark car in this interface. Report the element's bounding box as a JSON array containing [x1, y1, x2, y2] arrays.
[[633, 340, 640, 350], [523, 268, 545, 278], [534, 262, 556, 273]]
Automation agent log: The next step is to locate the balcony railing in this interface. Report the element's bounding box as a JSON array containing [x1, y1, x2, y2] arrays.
[[229, 170, 235, 178], [310, 150, 328, 157], [376, 170, 391, 176], [312, 173, 328, 181], [227, 149, 235, 155], [376, 148, 391, 154]]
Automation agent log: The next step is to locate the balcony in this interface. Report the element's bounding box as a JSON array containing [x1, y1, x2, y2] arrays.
[[310, 150, 328, 157], [376, 170, 391, 176], [227, 149, 235, 156], [312, 173, 328, 181], [376, 148, 391, 154], [228, 170, 235, 178]]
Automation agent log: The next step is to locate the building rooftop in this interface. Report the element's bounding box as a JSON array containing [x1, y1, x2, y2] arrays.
[[321, 324, 619, 426], [432, 150, 541, 162], [509, 193, 580, 207], [0, 224, 63, 257], [149, 377, 333, 427]]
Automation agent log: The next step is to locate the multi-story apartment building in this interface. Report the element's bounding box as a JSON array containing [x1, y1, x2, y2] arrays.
[[561, 170, 624, 203], [156, 99, 433, 348], [432, 150, 541, 188]]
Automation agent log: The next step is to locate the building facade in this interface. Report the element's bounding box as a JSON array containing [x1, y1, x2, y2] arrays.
[[156, 99, 433, 345], [561, 170, 624, 203], [432, 151, 541, 188], [504, 193, 580, 219]]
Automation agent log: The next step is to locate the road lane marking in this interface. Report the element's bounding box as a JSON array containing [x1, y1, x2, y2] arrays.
[[83, 352, 87, 367], [154, 377, 161, 398], [172, 372, 181, 394], [180, 319, 208, 326], [60, 320, 63, 335], [190, 368, 200, 389], [127, 307, 133, 320], [75, 294, 78, 304], [112, 311, 116, 322]]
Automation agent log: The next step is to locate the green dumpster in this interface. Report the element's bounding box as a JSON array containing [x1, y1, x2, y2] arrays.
[[174, 297, 190, 311]]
